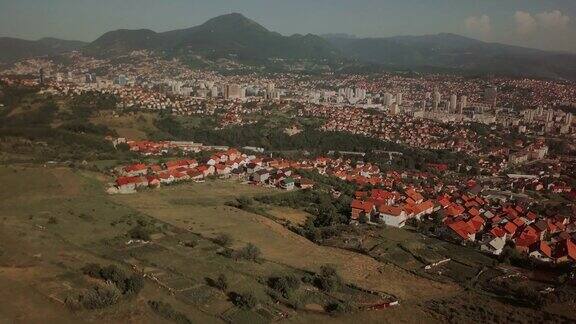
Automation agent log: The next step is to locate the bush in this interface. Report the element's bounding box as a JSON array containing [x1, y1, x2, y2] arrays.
[[234, 243, 261, 262], [81, 263, 102, 277], [81, 263, 144, 296], [79, 283, 122, 310], [315, 265, 341, 292], [124, 274, 145, 296], [129, 225, 152, 241], [148, 300, 192, 324], [233, 292, 258, 309], [269, 274, 301, 297], [326, 301, 351, 314], [214, 233, 233, 247]]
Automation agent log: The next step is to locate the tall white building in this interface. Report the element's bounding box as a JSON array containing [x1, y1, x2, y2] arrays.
[[433, 89, 441, 112], [266, 82, 275, 94], [356, 88, 367, 101], [389, 103, 399, 115], [224, 84, 242, 99], [450, 94, 457, 113], [396, 92, 403, 106], [460, 95, 468, 110], [383, 92, 393, 107], [211, 86, 219, 98]]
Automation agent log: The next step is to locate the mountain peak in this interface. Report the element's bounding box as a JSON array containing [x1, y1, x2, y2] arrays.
[[201, 12, 265, 30]]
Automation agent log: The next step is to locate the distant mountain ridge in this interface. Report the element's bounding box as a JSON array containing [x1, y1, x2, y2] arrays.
[[0, 37, 87, 63], [1, 13, 576, 79], [324, 33, 576, 79], [84, 13, 340, 61]]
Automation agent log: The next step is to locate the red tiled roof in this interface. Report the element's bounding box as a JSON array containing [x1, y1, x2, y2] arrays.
[[438, 196, 451, 208], [503, 222, 518, 235], [448, 220, 476, 240], [378, 205, 404, 217], [531, 241, 552, 258], [490, 226, 506, 238], [351, 200, 374, 213], [124, 163, 147, 172]]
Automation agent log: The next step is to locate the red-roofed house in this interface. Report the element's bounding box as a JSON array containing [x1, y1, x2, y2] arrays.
[[351, 200, 375, 222], [405, 189, 424, 204], [378, 205, 407, 228], [529, 241, 553, 262], [123, 163, 148, 176], [503, 222, 518, 236], [447, 220, 477, 241], [555, 239, 576, 263]]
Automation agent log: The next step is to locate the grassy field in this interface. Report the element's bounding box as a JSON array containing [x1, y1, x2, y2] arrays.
[[114, 180, 457, 302], [90, 112, 159, 140], [1, 166, 446, 323]]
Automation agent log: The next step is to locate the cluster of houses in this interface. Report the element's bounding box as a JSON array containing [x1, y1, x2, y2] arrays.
[[349, 175, 576, 264], [109, 137, 218, 156], [108, 148, 317, 194], [507, 173, 573, 194], [350, 188, 436, 227], [439, 188, 576, 263]]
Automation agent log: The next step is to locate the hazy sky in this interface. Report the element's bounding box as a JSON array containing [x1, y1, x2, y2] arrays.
[[1, 0, 575, 52]]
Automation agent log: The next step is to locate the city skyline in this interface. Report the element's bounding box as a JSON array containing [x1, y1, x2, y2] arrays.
[[1, 0, 575, 52]]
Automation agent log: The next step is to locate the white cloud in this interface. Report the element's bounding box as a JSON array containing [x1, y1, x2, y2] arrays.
[[514, 11, 537, 36], [465, 15, 491, 39], [535, 10, 570, 29]]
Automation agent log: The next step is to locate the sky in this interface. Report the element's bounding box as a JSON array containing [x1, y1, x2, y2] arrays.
[[1, 0, 575, 52]]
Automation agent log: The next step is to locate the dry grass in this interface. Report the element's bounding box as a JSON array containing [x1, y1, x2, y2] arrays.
[[90, 113, 158, 139], [113, 180, 458, 302]]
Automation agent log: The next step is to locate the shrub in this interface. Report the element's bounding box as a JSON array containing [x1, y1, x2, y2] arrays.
[[81, 263, 102, 277], [315, 265, 341, 292], [269, 274, 301, 297], [214, 233, 233, 247], [233, 292, 258, 309], [234, 243, 261, 262], [79, 283, 122, 310], [81, 263, 144, 296], [124, 274, 145, 296], [129, 225, 152, 241], [326, 301, 352, 314]]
